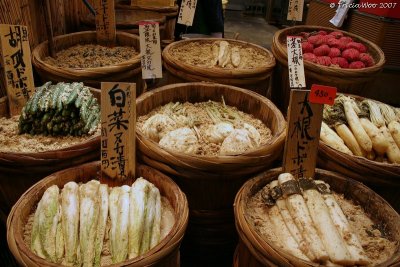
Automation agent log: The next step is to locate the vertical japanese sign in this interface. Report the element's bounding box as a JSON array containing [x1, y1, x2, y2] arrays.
[[0, 24, 34, 116], [287, 0, 304, 21], [287, 36, 306, 89], [139, 22, 162, 79], [282, 90, 323, 179], [101, 82, 136, 182], [94, 0, 116, 45], [177, 0, 197, 26]]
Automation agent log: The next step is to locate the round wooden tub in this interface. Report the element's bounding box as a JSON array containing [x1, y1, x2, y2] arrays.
[[162, 39, 276, 96], [136, 82, 285, 265], [271, 25, 385, 113], [234, 168, 400, 267], [7, 161, 189, 267], [32, 31, 145, 95]]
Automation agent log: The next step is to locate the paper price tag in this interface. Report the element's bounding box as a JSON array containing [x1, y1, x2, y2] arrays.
[[309, 84, 337, 106], [287, 36, 306, 89], [94, 0, 116, 45], [177, 0, 197, 26], [287, 0, 305, 21], [283, 90, 323, 179], [0, 24, 34, 116], [101, 82, 136, 184], [139, 22, 163, 79]]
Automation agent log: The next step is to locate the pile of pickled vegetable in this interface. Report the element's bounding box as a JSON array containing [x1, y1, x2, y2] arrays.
[[45, 44, 139, 68], [137, 99, 273, 156], [25, 178, 175, 266], [19, 82, 100, 137], [321, 94, 400, 164], [246, 173, 396, 266], [170, 41, 272, 69]]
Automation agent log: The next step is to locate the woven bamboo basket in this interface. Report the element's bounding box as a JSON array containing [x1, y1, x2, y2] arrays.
[[234, 168, 400, 267], [136, 82, 286, 210], [162, 39, 276, 96], [0, 88, 100, 225], [31, 31, 145, 94], [80, 9, 166, 39], [7, 161, 189, 267], [116, 0, 179, 42], [136, 82, 285, 265], [317, 94, 400, 212], [271, 25, 386, 112]]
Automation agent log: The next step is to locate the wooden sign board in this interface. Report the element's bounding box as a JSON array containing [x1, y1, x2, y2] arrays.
[[287, 36, 306, 89], [0, 24, 34, 116], [94, 0, 116, 45], [282, 89, 323, 179], [101, 82, 136, 185], [139, 22, 163, 79], [287, 0, 305, 21], [177, 0, 197, 26]]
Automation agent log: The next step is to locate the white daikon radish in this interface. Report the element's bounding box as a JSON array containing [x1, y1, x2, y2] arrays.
[[278, 173, 328, 263], [211, 42, 219, 66], [320, 122, 353, 155], [315, 181, 369, 265], [270, 181, 315, 261], [335, 124, 366, 157], [218, 41, 230, 67], [303, 183, 352, 265], [231, 46, 241, 67], [268, 199, 309, 261]]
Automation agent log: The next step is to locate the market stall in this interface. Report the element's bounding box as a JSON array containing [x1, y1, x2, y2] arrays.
[[0, 0, 399, 266]]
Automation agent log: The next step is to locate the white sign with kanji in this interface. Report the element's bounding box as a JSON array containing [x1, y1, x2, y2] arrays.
[[139, 22, 162, 79], [177, 0, 197, 26], [287, 36, 306, 89]]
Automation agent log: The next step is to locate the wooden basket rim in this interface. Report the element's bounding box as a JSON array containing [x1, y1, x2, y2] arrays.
[[81, 10, 167, 28], [234, 167, 400, 267], [8, 161, 189, 267], [162, 38, 276, 78], [272, 25, 385, 76], [32, 31, 142, 77], [136, 82, 286, 163], [162, 61, 272, 85]]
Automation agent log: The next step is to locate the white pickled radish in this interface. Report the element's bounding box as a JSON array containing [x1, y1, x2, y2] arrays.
[[278, 173, 329, 263]]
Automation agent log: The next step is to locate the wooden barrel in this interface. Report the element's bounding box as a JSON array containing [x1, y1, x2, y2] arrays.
[[31, 31, 145, 95], [0, 88, 100, 225], [136, 82, 285, 264], [116, 0, 179, 43], [271, 25, 385, 113], [7, 161, 189, 267], [234, 168, 400, 267], [162, 39, 276, 96], [80, 9, 166, 40]]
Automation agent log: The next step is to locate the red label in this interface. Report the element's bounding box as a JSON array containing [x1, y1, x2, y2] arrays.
[[309, 84, 337, 106]]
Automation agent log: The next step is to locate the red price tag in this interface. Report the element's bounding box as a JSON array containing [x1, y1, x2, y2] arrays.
[[309, 84, 337, 106]]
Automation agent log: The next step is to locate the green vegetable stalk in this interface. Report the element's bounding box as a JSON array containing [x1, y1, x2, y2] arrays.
[[19, 82, 100, 136]]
